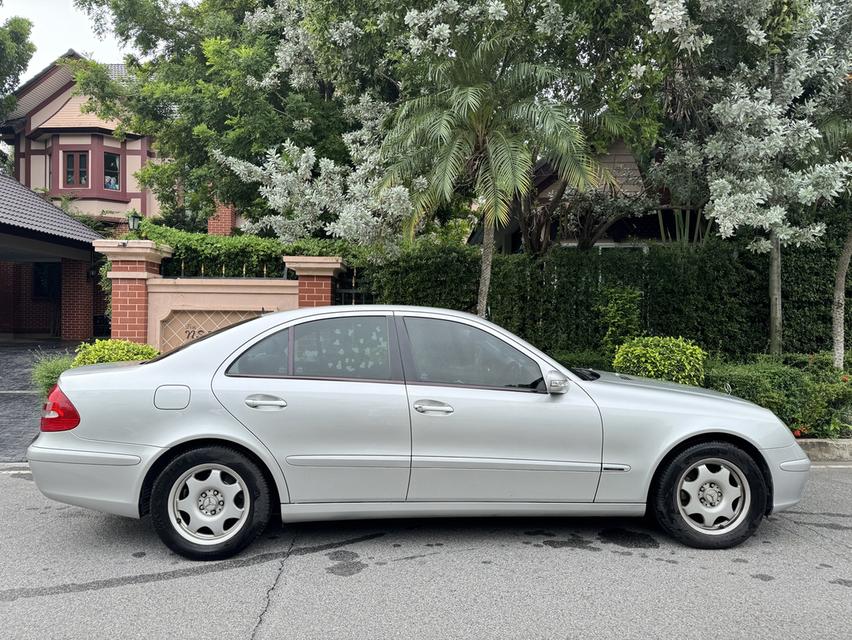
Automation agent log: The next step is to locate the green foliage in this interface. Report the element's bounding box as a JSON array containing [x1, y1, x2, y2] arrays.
[[136, 218, 363, 278], [71, 0, 349, 226], [368, 239, 480, 311], [549, 350, 613, 371], [705, 360, 852, 439], [597, 287, 642, 356], [31, 352, 75, 397], [613, 336, 707, 386], [72, 339, 159, 367], [0, 11, 34, 122]]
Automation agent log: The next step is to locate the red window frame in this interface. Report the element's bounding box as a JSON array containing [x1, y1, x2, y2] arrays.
[[64, 152, 89, 187]]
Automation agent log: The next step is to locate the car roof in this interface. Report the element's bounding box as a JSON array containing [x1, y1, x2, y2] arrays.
[[258, 305, 483, 324]]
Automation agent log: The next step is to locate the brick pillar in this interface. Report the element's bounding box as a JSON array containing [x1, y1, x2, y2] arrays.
[[283, 256, 345, 308], [93, 240, 173, 344], [60, 259, 94, 341], [208, 202, 237, 236]]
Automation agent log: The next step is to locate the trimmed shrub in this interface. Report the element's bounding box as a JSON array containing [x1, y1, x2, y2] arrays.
[[31, 352, 75, 396], [613, 336, 707, 386], [72, 339, 159, 367], [704, 360, 852, 438], [550, 350, 613, 370]]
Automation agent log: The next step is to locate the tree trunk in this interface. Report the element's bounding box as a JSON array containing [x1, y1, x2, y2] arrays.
[[769, 229, 783, 356], [832, 228, 852, 369], [477, 221, 495, 318]]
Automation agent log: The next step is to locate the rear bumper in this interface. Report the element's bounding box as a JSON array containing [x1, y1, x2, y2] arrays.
[[27, 433, 162, 518], [763, 442, 811, 513]]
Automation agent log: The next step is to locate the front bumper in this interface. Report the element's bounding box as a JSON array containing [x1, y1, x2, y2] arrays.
[[27, 432, 163, 518], [763, 442, 811, 513]]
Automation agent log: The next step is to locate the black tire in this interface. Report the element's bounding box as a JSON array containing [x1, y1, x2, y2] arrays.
[[652, 441, 767, 549], [150, 445, 270, 560]]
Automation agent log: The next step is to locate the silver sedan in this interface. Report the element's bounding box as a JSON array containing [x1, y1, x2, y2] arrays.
[[29, 306, 811, 559]]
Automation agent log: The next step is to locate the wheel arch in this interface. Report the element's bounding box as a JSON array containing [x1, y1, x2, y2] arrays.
[[138, 437, 284, 517], [646, 432, 774, 516]]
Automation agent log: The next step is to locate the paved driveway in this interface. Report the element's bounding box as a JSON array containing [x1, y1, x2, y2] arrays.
[[0, 342, 73, 462], [0, 464, 849, 639]]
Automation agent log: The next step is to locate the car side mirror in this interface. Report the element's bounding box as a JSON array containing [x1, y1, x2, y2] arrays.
[[545, 370, 570, 394]]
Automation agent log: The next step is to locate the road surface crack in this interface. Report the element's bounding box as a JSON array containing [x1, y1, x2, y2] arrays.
[[251, 534, 297, 640]]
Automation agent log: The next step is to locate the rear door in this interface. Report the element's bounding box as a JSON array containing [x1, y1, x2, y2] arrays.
[[212, 311, 411, 503], [398, 312, 602, 503]]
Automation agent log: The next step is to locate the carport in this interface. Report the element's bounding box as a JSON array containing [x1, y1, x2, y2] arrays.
[[0, 173, 101, 341]]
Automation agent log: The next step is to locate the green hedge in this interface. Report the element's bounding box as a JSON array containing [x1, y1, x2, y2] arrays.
[[136, 218, 362, 278], [128, 216, 852, 358], [613, 336, 707, 386], [72, 339, 159, 367], [31, 340, 160, 396], [705, 359, 852, 438]]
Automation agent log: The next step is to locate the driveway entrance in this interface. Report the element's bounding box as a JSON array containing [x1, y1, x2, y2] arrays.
[[0, 341, 73, 462]]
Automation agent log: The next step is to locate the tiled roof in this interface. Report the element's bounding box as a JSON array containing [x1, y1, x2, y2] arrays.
[[36, 94, 120, 132], [0, 173, 102, 244], [104, 64, 128, 80]]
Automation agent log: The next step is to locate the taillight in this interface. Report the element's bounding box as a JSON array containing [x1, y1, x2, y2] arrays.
[[41, 385, 80, 431]]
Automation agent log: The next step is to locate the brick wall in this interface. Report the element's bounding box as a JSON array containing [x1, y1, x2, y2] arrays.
[[13, 263, 54, 334], [297, 275, 333, 307], [208, 202, 236, 236], [0, 262, 14, 333], [60, 259, 93, 341]]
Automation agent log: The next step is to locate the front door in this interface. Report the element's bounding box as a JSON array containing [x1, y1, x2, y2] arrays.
[[212, 312, 411, 503], [399, 313, 602, 503]]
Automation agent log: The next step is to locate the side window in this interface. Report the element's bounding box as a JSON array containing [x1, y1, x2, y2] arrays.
[[294, 316, 392, 380], [403, 317, 544, 391], [227, 329, 289, 377]]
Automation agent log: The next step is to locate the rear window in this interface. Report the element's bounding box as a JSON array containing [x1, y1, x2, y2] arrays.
[[226, 329, 289, 376]]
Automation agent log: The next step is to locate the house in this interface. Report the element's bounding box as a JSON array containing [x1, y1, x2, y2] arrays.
[[0, 50, 158, 341], [0, 50, 160, 230], [481, 140, 649, 253]]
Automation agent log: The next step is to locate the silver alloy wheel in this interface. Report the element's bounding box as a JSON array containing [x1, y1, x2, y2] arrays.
[[676, 458, 751, 535], [168, 463, 251, 545]]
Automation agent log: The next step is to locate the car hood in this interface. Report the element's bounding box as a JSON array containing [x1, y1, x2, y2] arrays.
[[583, 370, 759, 408]]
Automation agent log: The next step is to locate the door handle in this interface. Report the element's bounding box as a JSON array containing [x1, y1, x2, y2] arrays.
[[245, 396, 287, 409], [413, 401, 454, 414]]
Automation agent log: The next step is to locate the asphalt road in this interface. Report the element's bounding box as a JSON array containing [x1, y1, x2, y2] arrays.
[[0, 464, 849, 639]]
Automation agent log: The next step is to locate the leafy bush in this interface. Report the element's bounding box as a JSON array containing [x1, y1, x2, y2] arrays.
[[613, 336, 707, 386], [704, 360, 852, 438], [597, 286, 642, 355], [550, 350, 613, 370], [136, 218, 364, 278], [31, 352, 75, 396], [72, 339, 159, 367]]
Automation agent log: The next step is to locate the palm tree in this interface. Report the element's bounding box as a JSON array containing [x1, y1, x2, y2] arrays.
[[382, 35, 599, 317]]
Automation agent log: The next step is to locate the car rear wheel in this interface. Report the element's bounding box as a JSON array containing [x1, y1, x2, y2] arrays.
[[653, 442, 767, 549], [151, 446, 270, 560]]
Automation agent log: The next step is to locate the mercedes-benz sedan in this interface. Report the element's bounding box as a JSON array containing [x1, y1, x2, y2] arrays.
[[29, 306, 810, 559]]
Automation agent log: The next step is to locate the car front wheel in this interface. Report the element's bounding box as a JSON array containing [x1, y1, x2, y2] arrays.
[[653, 441, 767, 549], [150, 445, 270, 560]]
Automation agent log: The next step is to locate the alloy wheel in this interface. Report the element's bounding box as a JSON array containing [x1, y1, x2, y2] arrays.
[[167, 463, 251, 545], [676, 458, 751, 535]]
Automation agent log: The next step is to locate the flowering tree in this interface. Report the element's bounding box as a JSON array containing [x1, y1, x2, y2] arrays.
[[650, 0, 852, 354], [215, 95, 412, 245]]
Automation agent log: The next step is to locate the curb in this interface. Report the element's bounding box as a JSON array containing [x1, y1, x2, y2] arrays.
[[797, 438, 852, 463]]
